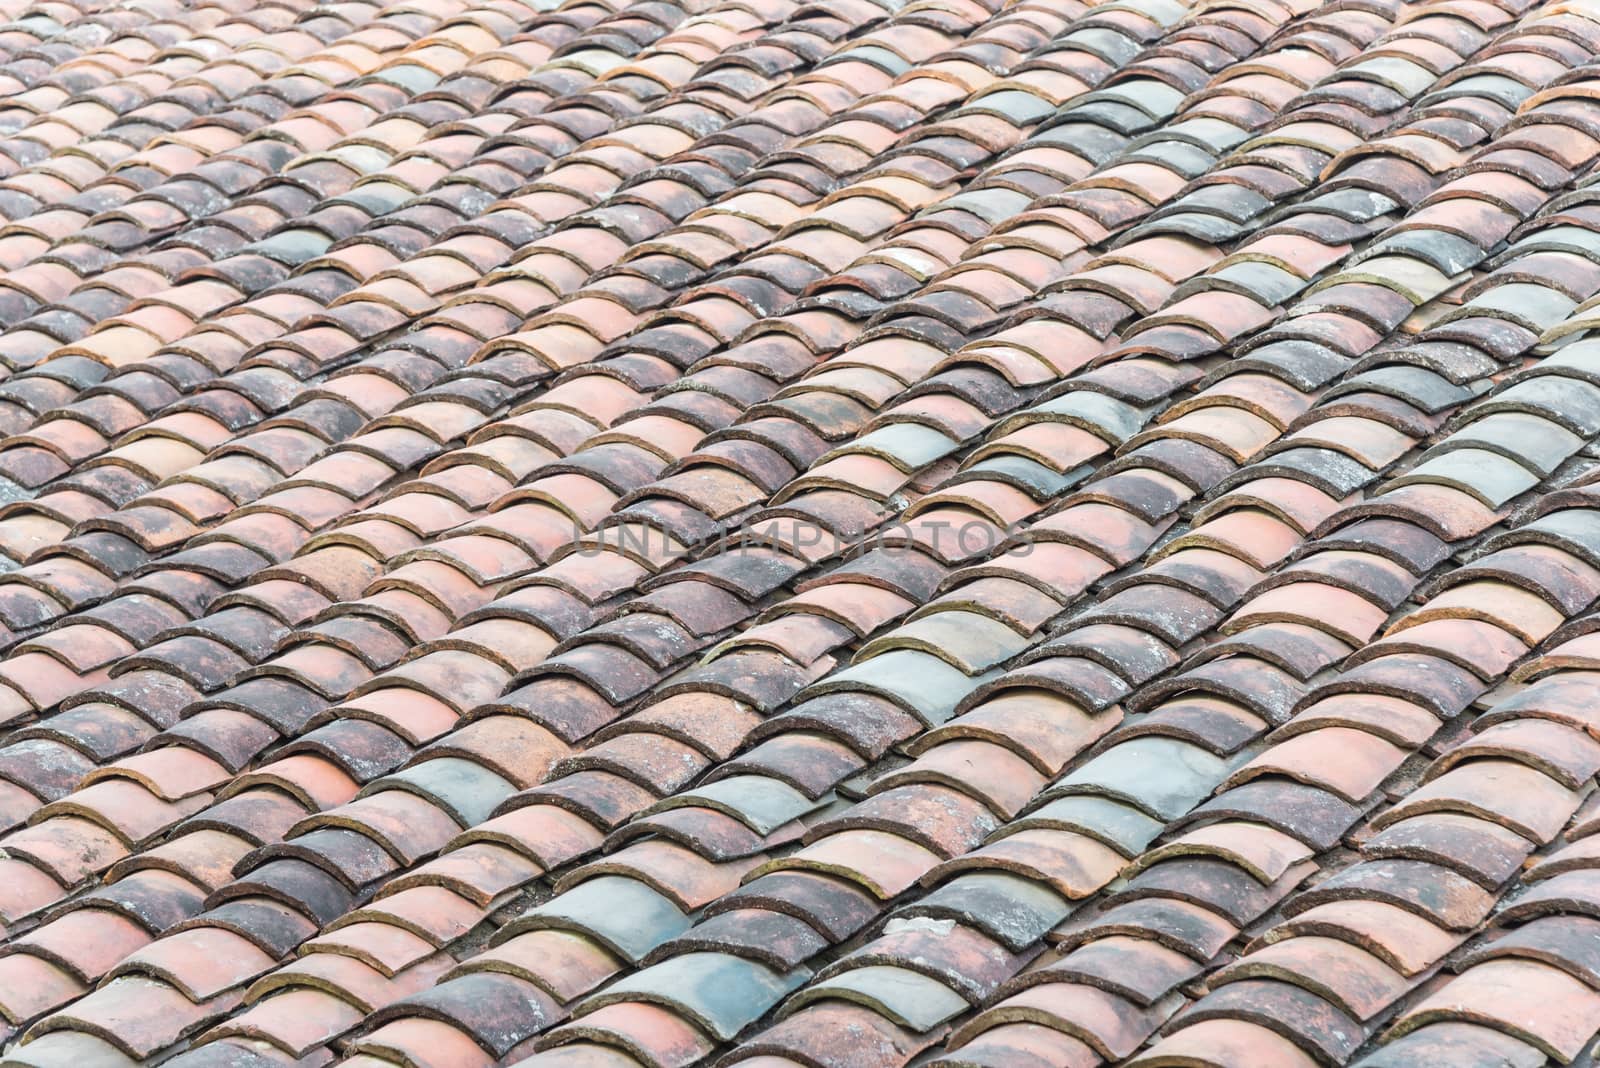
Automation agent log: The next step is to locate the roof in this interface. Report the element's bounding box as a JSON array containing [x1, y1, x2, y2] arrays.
[[0, 0, 1596, 1062]]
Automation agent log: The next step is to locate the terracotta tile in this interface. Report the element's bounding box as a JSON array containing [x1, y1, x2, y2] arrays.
[[1388, 959, 1600, 1062], [1128, 1018, 1320, 1068]]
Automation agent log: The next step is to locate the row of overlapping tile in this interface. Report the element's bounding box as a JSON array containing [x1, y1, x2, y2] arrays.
[[0, 0, 1599, 1061]]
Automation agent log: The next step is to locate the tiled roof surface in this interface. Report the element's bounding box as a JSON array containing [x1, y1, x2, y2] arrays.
[[0, 0, 1598, 1062]]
